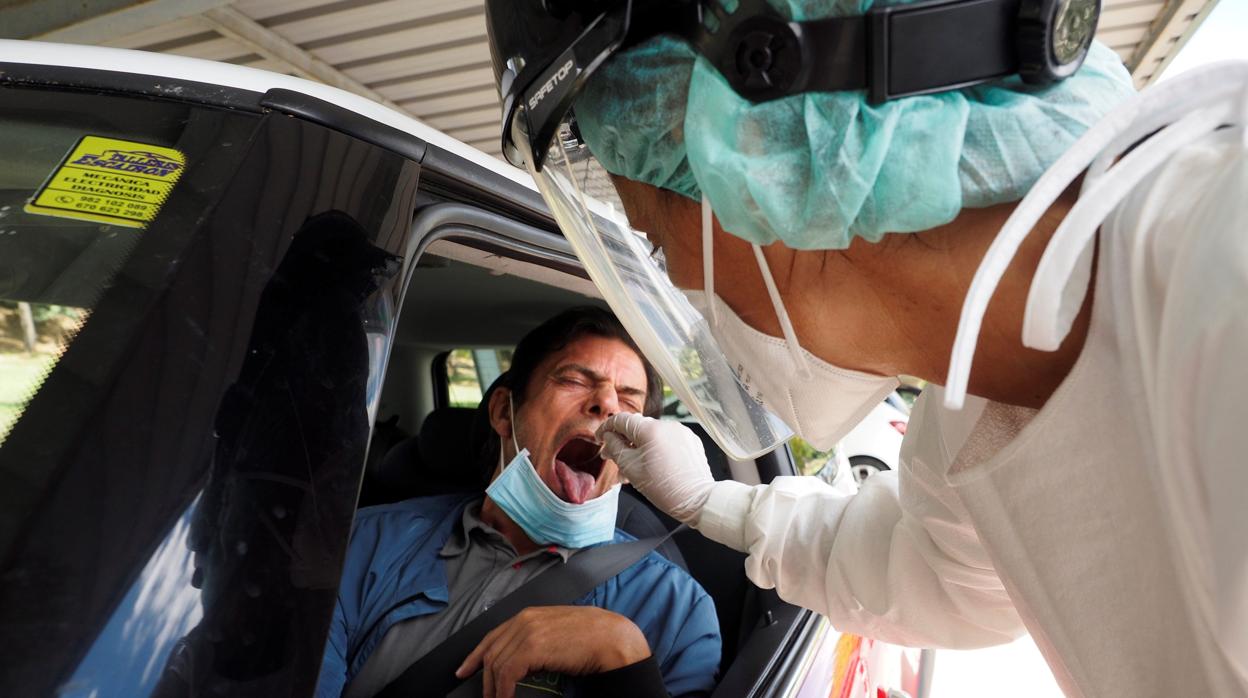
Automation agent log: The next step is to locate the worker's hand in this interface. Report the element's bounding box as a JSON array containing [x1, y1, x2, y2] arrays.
[[598, 413, 714, 524], [455, 606, 651, 698]]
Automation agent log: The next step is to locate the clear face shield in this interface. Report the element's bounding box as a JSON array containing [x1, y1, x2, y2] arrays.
[[511, 113, 793, 461]]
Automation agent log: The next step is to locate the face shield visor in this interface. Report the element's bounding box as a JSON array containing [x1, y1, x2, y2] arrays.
[[486, 0, 1100, 458], [514, 112, 793, 460]]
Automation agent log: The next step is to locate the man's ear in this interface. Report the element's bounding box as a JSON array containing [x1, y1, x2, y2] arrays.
[[488, 386, 513, 441]]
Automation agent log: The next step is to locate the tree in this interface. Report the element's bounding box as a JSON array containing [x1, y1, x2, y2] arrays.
[[17, 302, 36, 354]]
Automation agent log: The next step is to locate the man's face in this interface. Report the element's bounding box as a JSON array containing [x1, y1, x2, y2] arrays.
[[496, 335, 648, 504]]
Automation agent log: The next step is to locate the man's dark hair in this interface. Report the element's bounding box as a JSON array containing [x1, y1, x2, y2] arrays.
[[505, 305, 662, 417], [470, 306, 663, 482]]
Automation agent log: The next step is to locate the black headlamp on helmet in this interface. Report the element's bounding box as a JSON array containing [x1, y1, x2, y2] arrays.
[[486, 0, 1099, 171]]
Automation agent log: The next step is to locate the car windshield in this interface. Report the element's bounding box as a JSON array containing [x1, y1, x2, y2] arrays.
[[1, 81, 418, 698], [0, 85, 264, 698], [0, 111, 189, 444]]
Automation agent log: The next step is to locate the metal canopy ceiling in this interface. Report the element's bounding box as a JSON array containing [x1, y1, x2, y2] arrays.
[[1, 0, 1222, 160]]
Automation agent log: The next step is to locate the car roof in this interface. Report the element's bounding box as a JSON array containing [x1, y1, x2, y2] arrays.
[[0, 39, 536, 194]]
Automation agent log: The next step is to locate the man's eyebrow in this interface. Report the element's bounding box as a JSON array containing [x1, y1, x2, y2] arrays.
[[616, 384, 647, 398], [554, 363, 646, 398]]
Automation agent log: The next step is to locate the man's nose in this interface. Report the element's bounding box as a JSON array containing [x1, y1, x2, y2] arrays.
[[586, 384, 620, 418]]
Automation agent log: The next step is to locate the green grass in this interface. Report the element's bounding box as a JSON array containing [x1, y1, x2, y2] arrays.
[[0, 352, 57, 441]]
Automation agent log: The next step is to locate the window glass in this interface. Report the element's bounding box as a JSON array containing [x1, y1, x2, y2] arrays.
[[0, 122, 186, 445], [1, 83, 420, 698], [788, 437, 836, 476], [445, 348, 513, 407], [0, 304, 87, 440], [0, 85, 254, 698]]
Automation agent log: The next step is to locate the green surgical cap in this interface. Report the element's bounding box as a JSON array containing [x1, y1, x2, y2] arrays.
[[575, 3, 1136, 250]]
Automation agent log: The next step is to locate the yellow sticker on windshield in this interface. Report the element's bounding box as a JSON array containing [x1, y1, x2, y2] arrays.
[[24, 136, 186, 228]]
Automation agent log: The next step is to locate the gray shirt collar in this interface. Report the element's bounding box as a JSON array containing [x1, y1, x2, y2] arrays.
[[440, 498, 573, 563]]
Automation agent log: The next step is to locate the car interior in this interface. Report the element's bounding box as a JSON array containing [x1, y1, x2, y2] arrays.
[[353, 239, 805, 688]]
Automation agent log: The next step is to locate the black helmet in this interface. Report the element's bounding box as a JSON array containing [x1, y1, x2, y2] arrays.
[[485, 0, 1100, 171]]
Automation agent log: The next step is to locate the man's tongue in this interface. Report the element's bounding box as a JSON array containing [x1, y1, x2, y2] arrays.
[[555, 460, 596, 504]]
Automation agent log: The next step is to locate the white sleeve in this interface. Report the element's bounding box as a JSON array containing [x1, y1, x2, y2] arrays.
[[694, 420, 1024, 650], [1149, 136, 1248, 684]]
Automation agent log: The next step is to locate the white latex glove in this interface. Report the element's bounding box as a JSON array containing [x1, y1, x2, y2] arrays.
[[597, 413, 714, 524]]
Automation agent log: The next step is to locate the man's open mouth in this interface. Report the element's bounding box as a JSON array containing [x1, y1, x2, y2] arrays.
[[553, 436, 605, 504]]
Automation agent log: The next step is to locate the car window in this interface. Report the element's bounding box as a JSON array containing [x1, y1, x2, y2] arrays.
[[660, 384, 692, 419], [445, 348, 513, 407], [788, 437, 837, 476], [0, 86, 260, 697], [0, 124, 188, 444], [0, 304, 85, 440], [0, 84, 422, 698]]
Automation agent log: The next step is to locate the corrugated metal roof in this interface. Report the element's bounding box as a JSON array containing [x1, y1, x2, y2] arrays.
[[14, 0, 1221, 158]]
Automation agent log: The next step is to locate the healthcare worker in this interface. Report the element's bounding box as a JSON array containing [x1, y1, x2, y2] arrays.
[[483, 1, 1248, 695]]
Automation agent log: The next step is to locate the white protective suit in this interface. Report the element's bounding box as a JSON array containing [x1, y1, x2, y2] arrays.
[[612, 63, 1248, 697]]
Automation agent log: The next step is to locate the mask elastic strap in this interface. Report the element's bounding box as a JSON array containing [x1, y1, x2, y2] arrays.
[[751, 244, 812, 378], [701, 195, 719, 327], [944, 61, 1248, 410], [1241, 80, 1248, 149], [508, 393, 522, 456], [1024, 102, 1234, 352]]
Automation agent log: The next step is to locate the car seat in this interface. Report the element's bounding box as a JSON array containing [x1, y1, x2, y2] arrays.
[[364, 406, 483, 504]]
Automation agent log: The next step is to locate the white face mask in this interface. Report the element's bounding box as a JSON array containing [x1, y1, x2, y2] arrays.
[[685, 196, 899, 451]]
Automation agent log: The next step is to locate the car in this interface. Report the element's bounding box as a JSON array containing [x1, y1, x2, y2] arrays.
[[0, 40, 928, 698], [838, 392, 911, 484]]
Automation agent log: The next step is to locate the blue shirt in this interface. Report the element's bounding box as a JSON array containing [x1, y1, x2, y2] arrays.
[[317, 494, 721, 697]]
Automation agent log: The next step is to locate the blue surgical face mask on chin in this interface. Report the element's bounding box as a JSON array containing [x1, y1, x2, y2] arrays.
[[485, 398, 620, 549]]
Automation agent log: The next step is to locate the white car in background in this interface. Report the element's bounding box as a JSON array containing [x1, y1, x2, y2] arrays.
[[838, 392, 911, 484]]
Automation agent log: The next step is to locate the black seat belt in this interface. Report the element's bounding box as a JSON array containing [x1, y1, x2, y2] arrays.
[[376, 526, 683, 698]]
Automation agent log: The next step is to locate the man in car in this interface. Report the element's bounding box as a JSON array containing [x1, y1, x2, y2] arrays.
[[317, 307, 721, 698]]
